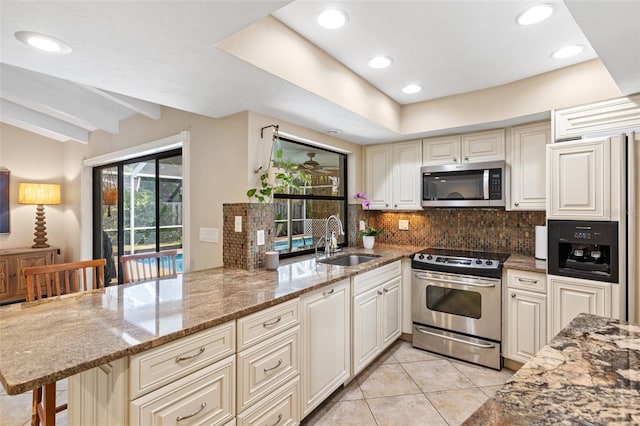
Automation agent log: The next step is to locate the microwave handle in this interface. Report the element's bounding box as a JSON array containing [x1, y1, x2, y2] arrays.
[[483, 169, 489, 200]]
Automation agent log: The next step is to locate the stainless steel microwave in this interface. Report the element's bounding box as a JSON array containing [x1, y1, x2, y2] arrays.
[[421, 160, 505, 208]]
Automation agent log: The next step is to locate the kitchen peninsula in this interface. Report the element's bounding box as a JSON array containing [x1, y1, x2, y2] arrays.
[[464, 313, 640, 425]]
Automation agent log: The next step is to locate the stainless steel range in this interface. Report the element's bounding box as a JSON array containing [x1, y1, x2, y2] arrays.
[[411, 248, 509, 370]]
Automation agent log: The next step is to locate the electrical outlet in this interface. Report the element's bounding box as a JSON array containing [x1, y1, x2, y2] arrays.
[[257, 230, 265, 246], [199, 227, 219, 243], [399, 220, 409, 230], [359, 220, 366, 231], [234, 216, 242, 232]]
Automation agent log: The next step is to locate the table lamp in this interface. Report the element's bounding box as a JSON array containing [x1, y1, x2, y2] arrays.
[[18, 183, 61, 248]]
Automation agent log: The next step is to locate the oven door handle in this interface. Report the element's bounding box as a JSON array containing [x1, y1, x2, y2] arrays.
[[413, 272, 496, 288], [415, 326, 496, 349]]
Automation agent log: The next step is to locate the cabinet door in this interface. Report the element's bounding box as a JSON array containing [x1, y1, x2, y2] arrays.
[[392, 141, 422, 210], [16, 251, 52, 295], [353, 286, 381, 375], [381, 276, 402, 349], [422, 135, 461, 165], [547, 139, 610, 220], [300, 279, 350, 417], [462, 129, 505, 162], [0, 258, 9, 301], [550, 276, 611, 337], [506, 289, 546, 364], [508, 122, 549, 210], [68, 357, 128, 426], [365, 145, 392, 210]]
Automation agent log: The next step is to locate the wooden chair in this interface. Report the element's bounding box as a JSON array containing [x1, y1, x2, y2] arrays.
[[21, 258, 106, 426], [120, 249, 179, 283]]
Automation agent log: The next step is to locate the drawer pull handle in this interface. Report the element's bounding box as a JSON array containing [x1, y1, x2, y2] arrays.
[[264, 359, 283, 373], [267, 413, 283, 426], [175, 346, 205, 363], [263, 316, 282, 327], [517, 278, 539, 284], [322, 288, 335, 296], [176, 402, 206, 421]]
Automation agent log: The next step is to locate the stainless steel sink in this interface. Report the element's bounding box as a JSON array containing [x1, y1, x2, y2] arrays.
[[317, 253, 381, 266]]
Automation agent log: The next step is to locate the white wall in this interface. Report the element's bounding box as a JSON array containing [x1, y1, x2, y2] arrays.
[[0, 123, 84, 260]]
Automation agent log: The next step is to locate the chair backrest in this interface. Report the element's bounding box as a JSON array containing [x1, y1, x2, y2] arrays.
[[120, 249, 179, 283], [21, 259, 106, 301]]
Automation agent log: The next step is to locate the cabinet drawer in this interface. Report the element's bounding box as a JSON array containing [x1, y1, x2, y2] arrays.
[[130, 321, 235, 399], [507, 269, 546, 293], [130, 354, 235, 426], [353, 261, 401, 295], [236, 377, 300, 426], [237, 298, 299, 351], [237, 325, 300, 413]]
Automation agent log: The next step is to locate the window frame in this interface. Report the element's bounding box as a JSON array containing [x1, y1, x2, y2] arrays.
[[273, 137, 348, 259]]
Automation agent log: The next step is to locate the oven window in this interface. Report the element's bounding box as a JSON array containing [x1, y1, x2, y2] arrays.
[[426, 286, 481, 319]]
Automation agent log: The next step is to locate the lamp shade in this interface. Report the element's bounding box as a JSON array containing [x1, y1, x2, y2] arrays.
[[18, 183, 61, 205]]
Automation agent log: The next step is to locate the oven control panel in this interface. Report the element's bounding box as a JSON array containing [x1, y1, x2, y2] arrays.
[[413, 253, 501, 269]]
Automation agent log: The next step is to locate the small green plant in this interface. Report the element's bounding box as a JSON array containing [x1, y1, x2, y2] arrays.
[[354, 192, 384, 237], [247, 128, 310, 203]]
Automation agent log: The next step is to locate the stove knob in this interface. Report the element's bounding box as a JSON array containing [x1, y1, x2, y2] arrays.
[[418, 254, 425, 260], [485, 260, 493, 266], [475, 259, 482, 265], [427, 255, 433, 260]]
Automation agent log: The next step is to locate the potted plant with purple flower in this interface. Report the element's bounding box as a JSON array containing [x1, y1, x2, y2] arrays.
[[354, 192, 383, 249]]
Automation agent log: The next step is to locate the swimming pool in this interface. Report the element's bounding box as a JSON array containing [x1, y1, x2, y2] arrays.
[[275, 236, 314, 251], [138, 252, 183, 273]]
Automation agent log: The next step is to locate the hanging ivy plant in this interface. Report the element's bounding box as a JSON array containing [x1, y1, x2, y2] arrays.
[[246, 125, 310, 203]]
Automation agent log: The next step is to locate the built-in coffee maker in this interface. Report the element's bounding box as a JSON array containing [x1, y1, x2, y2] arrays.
[[547, 220, 619, 283]]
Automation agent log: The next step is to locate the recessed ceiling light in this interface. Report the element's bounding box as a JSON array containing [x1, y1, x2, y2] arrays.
[[552, 44, 584, 59], [402, 84, 423, 94], [516, 4, 554, 26], [317, 9, 348, 29], [368, 56, 393, 69], [15, 31, 72, 54]]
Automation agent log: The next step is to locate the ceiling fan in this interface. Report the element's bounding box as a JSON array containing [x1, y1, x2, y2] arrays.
[[299, 153, 339, 176]]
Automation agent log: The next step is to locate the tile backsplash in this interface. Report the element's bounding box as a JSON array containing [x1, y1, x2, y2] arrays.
[[349, 206, 545, 256]]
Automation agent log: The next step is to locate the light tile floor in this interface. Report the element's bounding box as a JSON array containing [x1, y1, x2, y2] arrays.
[[0, 379, 67, 426], [303, 340, 514, 426], [0, 340, 513, 426]]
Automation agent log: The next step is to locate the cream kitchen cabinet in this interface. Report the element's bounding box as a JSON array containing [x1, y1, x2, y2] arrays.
[[554, 94, 640, 141], [422, 129, 505, 165], [507, 122, 550, 211], [352, 261, 402, 375], [365, 140, 422, 210], [549, 275, 611, 337], [504, 270, 547, 364], [547, 139, 610, 220], [300, 279, 350, 418]]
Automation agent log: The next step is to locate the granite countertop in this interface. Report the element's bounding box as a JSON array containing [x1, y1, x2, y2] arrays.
[[503, 253, 547, 273], [464, 313, 640, 425], [0, 244, 420, 396]]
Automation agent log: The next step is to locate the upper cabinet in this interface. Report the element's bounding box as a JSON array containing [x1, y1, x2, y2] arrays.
[[365, 140, 422, 210], [507, 122, 550, 211], [554, 95, 640, 141], [423, 129, 504, 165], [547, 138, 610, 220]]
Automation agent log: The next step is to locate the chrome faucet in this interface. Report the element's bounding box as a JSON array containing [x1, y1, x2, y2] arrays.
[[324, 215, 345, 256]]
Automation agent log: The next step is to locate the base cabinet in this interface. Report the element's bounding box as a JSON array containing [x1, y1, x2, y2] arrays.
[[506, 289, 546, 363], [300, 279, 350, 418], [549, 275, 611, 337]]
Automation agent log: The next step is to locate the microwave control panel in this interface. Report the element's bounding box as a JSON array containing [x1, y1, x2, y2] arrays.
[[489, 169, 502, 200]]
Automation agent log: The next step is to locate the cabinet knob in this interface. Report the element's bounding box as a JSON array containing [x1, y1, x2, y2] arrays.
[[511, 293, 516, 298], [385, 204, 389, 207], [464, 156, 469, 161], [9, 273, 17, 278], [378, 290, 383, 295], [394, 204, 398, 208], [515, 201, 520, 206], [383, 288, 389, 293], [453, 157, 457, 163]]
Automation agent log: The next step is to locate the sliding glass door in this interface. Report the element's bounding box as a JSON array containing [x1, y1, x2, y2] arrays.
[[93, 149, 182, 284]]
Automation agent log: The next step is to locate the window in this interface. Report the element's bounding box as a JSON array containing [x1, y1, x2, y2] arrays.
[[93, 149, 183, 284], [273, 137, 347, 257]]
